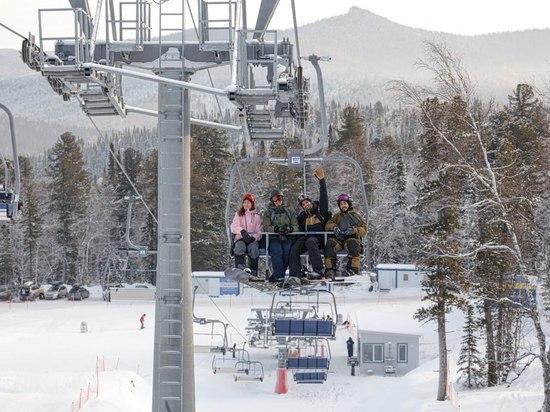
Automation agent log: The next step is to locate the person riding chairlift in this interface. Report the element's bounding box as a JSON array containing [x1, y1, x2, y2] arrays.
[[230, 193, 263, 278], [324, 194, 368, 278]]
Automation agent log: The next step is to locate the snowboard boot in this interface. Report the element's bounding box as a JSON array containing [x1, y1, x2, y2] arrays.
[[324, 269, 335, 280], [285, 276, 302, 288], [307, 271, 325, 280], [344, 266, 359, 277], [248, 270, 263, 282]]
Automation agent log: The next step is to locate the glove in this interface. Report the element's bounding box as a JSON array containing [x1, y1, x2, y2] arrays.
[[281, 225, 292, 235], [314, 167, 325, 181], [343, 228, 354, 236], [275, 225, 291, 235], [333, 227, 342, 236], [240, 230, 254, 244]]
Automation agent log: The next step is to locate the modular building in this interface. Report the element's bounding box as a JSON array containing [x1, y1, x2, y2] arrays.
[[357, 330, 422, 376], [376, 263, 426, 290], [192, 272, 240, 297], [107, 284, 156, 301]]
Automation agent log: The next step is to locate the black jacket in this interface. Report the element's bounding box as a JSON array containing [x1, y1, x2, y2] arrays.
[[297, 178, 330, 235]]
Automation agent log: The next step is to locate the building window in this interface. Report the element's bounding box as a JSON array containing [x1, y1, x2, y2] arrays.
[[403, 273, 409, 281], [397, 343, 408, 363], [362, 343, 384, 363]]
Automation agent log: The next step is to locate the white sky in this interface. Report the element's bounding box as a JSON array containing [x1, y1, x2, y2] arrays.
[[1, 0, 550, 49]]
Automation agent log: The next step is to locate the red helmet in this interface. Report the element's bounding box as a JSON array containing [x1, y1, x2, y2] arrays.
[[242, 193, 255, 209]]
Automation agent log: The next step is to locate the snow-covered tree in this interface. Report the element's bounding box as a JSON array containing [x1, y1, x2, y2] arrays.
[[368, 136, 414, 264], [46, 132, 91, 283], [457, 305, 487, 388], [190, 125, 232, 270], [392, 42, 550, 411]]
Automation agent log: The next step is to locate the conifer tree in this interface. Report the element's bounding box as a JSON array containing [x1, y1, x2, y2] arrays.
[[330, 105, 373, 205], [138, 149, 158, 279], [393, 43, 550, 410], [46, 132, 91, 283], [18, 156, 44, 280], [457, 305, 486, 388], [190, 125, 232, 270], [369, 136, 413, 264], [413, 95, 471, 401]]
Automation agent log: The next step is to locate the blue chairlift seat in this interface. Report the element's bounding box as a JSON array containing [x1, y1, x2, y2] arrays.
[[293, 371, 327, 383], [274, 319, 334, 337], [287, 357, 329, 370]]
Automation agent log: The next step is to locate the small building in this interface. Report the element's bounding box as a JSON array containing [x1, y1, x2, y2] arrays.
[[192, 272, 240, 297], [357, 330, 421, 376], [376, 263, 425, 290], [108, 284, 156, 301]]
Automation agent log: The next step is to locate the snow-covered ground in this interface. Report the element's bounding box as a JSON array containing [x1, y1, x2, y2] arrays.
[[0, 281, 544, 412]]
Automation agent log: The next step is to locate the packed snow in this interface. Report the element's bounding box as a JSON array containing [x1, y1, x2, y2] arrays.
[[0, 279, 544, 412]]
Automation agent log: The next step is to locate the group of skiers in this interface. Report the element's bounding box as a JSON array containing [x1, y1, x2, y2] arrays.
[[229, 167, 368, 285]]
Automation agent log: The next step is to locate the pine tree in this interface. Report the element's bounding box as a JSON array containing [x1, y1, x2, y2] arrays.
[[138, 149, 158, 279], [46, 132, 91, 283], [330, 105, 373, 206], [457, 305, 486, 388], [190, 125, 232, 270], [18, 156, 44, 280], [393, 42, 550, 410], [369, 136, 413, 265], [413, 96, 471, 401]]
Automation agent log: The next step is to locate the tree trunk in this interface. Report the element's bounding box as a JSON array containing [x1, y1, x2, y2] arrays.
[[484, 299, 497, 386], [437, 296, 448, 401], [531, 307, 550, 412]]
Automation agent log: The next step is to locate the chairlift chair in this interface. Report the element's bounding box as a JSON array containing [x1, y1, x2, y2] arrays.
[[224, 156, 369, 277]]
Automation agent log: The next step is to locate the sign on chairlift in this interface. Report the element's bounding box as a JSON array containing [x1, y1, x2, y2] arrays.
[[288, 149, 304, 168]]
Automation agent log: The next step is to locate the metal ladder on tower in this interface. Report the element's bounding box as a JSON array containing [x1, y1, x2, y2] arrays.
[[152, 1, 186, 410]]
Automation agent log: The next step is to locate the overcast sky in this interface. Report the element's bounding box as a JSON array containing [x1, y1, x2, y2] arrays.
[[1, 0, 550, 49]]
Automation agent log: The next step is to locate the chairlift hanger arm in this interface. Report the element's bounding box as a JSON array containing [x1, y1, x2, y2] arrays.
[[301, 55, 330, 155], [124, 105, 242, 132], [83, 63, 227, 96], [0, 104, 21, 221]]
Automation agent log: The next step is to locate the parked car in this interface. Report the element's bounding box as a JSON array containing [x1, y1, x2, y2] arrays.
[[19, 281, 45, 301], [45, 282, 68, 300], [67, 284, 90, 301]]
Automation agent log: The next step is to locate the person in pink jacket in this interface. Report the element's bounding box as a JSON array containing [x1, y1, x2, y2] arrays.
[[230, 193, 263, 277]]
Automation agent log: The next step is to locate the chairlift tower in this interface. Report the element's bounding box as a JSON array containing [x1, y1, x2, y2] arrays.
[[16, 1, 326, 411]]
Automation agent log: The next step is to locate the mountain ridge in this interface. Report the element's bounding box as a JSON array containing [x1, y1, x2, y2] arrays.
[[1, 7, 549, 153]]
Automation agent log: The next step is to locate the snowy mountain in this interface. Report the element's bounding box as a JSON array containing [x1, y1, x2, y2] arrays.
[[2, 7, 550, 153]]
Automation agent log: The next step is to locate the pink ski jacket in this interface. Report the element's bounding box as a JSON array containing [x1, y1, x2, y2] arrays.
[[231, 209, 263, 242]]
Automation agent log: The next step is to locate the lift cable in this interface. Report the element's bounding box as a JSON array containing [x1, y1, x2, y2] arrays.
[[193, 280, 248, 343], [88, 116, 159, 225], [0, 22, 27, 41], [290, 0, 301, 64]]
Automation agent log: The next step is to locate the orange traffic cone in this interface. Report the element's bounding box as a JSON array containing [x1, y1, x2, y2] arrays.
[[274, 367, 288, 394]]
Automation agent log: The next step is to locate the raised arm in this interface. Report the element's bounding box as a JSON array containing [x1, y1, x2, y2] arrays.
[[315, 167, 329, 220]]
